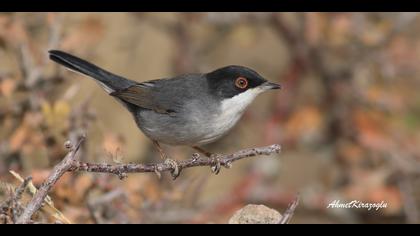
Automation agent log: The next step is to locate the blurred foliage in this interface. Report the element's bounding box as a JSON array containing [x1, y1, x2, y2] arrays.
[[1, 12, 420, 223]]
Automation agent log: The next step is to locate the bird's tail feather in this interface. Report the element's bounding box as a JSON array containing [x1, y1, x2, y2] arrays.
[[48, 50, 135, 93]]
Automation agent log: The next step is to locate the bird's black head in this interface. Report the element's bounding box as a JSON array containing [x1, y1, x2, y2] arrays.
[[206, 65, 281, 99]]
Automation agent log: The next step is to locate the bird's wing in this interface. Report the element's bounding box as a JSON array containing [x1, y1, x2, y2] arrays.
[[110, 81, 178, 116]]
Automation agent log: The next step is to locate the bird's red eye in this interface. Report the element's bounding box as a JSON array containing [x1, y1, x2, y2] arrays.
[[235, 77, 248, 89]]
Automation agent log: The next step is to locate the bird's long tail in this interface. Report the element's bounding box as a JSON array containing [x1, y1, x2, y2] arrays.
[[48, 50, 135, 93]]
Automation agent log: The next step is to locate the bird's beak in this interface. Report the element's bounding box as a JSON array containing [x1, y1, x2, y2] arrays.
[[261, 81, 281, 90]]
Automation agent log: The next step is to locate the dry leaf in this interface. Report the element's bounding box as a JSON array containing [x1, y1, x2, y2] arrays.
[[73, 175, 94, 202], [337, 141, 366, 166], [367, 186, 402, 215], [102, 133, 126, 164], [305, 13, 326, 46], [41, 100, 70, 137], [9, 111, 45, 153], [0, 78, 16, 98], [329, 14, 352, 46], [284, 106, 323, 142], [60, 16, 104, 51], [352, 109, 393, 151], [9, 124, 29, 152], [12, 170, 72, 224]]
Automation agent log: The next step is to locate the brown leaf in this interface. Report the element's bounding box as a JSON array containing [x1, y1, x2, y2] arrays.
[[102, 133, 126, 163], [9, 124, 29, 152], [352, 109, 393, 151], [41, 100, 70, 137], [73, 175, 94, 203], [337, 141, 366, 166], [367, 186, 402, 215], [60, 16, 104, 51], [328, 14, 352, 46], [284, 106, 323, 142], [305, 13, 326, 46], [0, 78, 16, 98], [30, 169, 51, 185]]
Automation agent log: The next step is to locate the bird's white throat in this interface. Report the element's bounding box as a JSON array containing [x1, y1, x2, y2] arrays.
[[220, 87, 264, 117], [200, 87, 264, 144]]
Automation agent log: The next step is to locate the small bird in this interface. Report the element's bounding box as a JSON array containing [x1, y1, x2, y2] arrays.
[[49, 50, 281, 178]]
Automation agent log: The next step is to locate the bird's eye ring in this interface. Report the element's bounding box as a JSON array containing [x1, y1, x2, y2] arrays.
[[235, 77, 248, 89]]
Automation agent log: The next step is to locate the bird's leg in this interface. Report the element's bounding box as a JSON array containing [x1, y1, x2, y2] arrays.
[[192, 146, 221, 175], [192, 146, 213, 157], [153, 140, 180, 179]]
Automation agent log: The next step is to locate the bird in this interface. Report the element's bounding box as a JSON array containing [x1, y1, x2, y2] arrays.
[[48, 50, 281, 178]]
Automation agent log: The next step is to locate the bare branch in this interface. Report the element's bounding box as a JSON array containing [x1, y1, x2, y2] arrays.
[[0, 176, 32, 215], [16, 134, 281, 224], [69, 144, 281, 178], [278, 194, 300, 224], [87, 188, 127, 224], [16, 136, 85, 224], [18, 43, 42, 88]]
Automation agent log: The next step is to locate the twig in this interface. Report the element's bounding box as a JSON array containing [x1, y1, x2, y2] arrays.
[[12, 177, 32, 203], [87, 188, 126, 224], [12, 177, 32, 223], [0, 176, 31, 215], [10, 170, 72, 224], [18, 43, 42, 88], [45, 13, 62, 60], [16, 136, 85, 224], [89, 189, 126, 207], [9, 171, 44, 201], [69, 144, 281, 178], [278, 194, 300, 224]]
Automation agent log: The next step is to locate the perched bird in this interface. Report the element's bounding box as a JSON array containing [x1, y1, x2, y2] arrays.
[[48, 50, 281, 178]]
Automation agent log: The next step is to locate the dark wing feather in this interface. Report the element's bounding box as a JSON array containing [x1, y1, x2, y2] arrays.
[[110, 82, 177, 116]]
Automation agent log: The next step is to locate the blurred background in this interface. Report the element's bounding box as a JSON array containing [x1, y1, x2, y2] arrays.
[[1, 12, 420, 223]]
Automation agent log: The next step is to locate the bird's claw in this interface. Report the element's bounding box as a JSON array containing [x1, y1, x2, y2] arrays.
[[192, 153, 200, 162], [154, 165, 162, 179], [210, 155, 222, 175], [165, 158, 180, 180]]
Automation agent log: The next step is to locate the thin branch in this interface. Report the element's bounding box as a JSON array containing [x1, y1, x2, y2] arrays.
[[45, 13, 63, 60], [13, 177, 32, 203], [69, 144, 282, 179], [16, 136, 85, 224], [16, 134, 281, 224], [278, 194, 300, 224], [0, 176, 32, 215], [87, 188, 127, 224], [18, 43, 42, 88], [11, 177, 32, 223]]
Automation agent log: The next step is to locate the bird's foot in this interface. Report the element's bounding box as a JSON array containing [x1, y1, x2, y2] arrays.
[[191, 146, 222, 174], [153, 140, 181, 179], [164, 158, 180, 180], [210, 154, 222, 175]]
